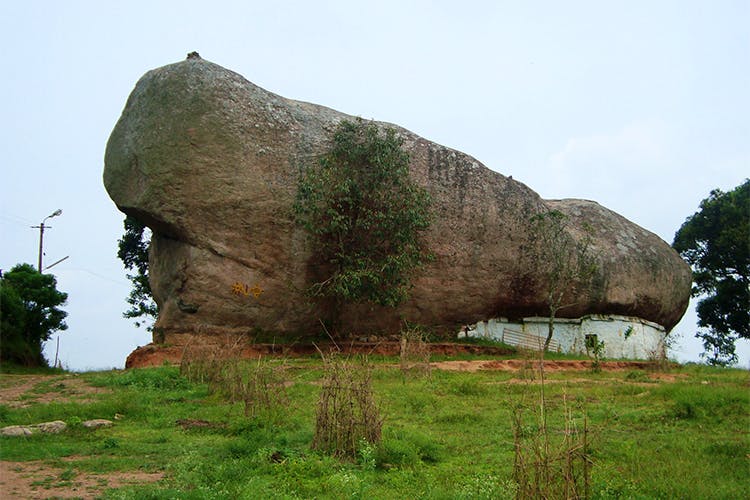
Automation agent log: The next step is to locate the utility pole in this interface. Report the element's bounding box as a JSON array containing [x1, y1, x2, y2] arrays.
[[32, 209, 62, 272]]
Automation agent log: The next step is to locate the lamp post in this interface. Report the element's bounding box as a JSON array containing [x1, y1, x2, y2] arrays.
[[33, 209, 62, 272]]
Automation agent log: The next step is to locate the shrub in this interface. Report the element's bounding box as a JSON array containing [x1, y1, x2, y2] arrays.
[[512, 358, 593, 498], [585, 335, 605, 373], [181, 340, 289, 422], [312, 354, 383, 458], [399, 324, 431, 379], [219, 357, 290, 420], [512, 397, 592, 499], [294, 118, 432, 323]]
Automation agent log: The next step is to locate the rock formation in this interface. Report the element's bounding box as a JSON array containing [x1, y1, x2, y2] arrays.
[[104, 57, 691, 345]]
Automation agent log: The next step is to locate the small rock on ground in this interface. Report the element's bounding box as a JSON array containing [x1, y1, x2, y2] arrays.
[[0, 420, 67, 436], [82, 419, 113, 429]]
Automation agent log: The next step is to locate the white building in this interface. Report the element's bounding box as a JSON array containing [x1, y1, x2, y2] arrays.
[[460, 314, 667, 359]]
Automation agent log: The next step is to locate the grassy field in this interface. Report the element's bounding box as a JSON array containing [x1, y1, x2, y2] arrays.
[[0, 357, 748, 499]]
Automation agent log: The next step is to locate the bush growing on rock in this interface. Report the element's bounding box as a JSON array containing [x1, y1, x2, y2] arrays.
[[295, 118, 432, 326]]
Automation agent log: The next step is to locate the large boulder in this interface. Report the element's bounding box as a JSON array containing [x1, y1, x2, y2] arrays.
[[104, 56, 691, 344]]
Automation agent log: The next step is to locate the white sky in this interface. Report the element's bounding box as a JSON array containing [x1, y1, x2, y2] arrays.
[[1, 1, 748, 371]]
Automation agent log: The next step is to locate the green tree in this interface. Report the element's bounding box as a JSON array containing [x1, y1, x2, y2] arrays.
[[294, 118, 432, 325], [117, 215, 157, 330], [0, 263, 68, 366], [673, 179, 749, 366], [528, 210, 598, 351]]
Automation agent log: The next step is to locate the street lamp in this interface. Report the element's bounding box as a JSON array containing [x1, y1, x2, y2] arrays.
[[33, 209, 62, 272]]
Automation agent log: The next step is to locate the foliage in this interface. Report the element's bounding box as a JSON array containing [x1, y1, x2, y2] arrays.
[[0, 263, 68, 366], [117, 215, 157, 331], [585, 335, 606, 373], [528, 210, 598, 351], [294, 118, 432, 318], [673, 179, 749, 365], [623, 325, 634, 339], [696, 329, 738, 367]]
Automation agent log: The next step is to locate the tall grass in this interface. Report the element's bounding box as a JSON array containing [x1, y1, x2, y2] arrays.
[[511, 354, 592, 499], [180, 343, 290, 421], [399, 324, 431, 379]]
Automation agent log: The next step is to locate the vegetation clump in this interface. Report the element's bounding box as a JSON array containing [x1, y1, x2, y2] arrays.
[[312, 354, 383, 458], [673, 179, 749, 366], [117, 216, 157, 331], [295, 118, 432, 323], [399, 324, 432, 379], [527, 210, 598, 352], [180, 341, 289, 420], [0, 263, 68, 367]]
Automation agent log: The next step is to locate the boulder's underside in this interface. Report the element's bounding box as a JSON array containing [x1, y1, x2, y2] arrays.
[[104, 57, 692, 344]]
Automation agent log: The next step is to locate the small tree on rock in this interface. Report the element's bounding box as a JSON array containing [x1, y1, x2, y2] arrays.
[[528, 210, 598, 352], [294, 118, 431, 330]]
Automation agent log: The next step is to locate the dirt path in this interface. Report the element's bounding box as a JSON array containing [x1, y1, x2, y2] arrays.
[[1, 375, 160, 498], [0, 359, 670, 497], [125, 341, 517, 368], [0, 374, 109, 408], [430, 359, 658, 372], [125, 341, 673, 371], [0, 460, 163, 499]]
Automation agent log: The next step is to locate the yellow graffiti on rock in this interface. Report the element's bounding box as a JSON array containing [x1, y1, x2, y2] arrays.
[[231, 282, 264, 299]]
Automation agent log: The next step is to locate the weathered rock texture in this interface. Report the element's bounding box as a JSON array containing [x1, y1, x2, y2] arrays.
[[104, 57, 691, 344], [1, 421, 67, 436]]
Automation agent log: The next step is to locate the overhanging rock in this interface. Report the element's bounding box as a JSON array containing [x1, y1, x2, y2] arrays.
[[104, 56, 692, 345]]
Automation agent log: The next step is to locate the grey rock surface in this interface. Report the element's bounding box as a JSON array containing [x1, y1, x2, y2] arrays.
[[104, 58, 692, 343], [82, 419, 114, 429], [1, 420, 67, 436], [0, 425, 34, 437]]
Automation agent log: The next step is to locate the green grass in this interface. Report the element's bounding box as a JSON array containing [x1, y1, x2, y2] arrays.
[[0, 363, 748, 499], [0, 362, 66, 375]]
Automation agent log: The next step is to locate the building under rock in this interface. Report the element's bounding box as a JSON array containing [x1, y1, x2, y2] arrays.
[[461, 315, 668, 359]]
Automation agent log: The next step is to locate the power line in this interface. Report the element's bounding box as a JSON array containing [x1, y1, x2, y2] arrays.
[[0, 212, 35, 226], [52, 266, 130, 286]]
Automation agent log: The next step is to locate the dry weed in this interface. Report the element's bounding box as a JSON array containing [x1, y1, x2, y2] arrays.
[[312, 354, 383, 458]]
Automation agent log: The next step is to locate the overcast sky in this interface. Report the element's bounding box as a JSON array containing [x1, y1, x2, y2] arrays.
[[1, 1, 747, 370]]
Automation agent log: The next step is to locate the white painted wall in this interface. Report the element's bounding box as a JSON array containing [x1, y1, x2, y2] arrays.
[[460, 315, 667, 359]]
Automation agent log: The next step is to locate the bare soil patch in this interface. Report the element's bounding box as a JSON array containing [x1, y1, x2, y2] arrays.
[[430, 359, 657, 372], [125, 342, 665, 374], [125, 342, 516, 368], [0, 460, 163, 499], [0, 374, 109, 408]]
